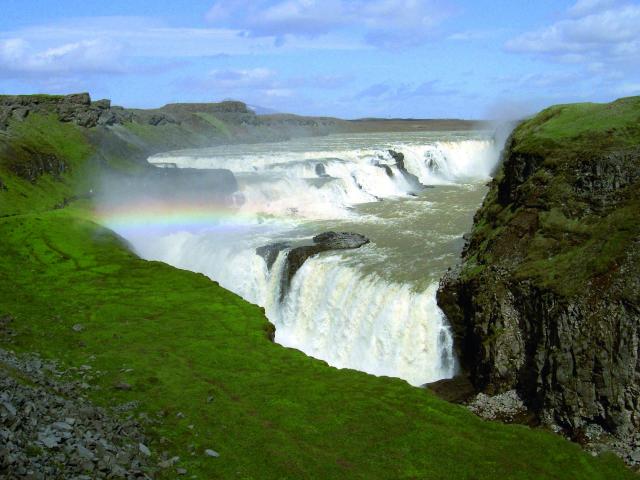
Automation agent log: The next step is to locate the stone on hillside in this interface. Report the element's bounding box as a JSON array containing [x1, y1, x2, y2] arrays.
[[205, 449, 220, 458], [138, 443, 151, 457]]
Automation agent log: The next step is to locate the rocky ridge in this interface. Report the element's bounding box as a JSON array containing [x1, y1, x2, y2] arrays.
[[0, 94, 125, 130]]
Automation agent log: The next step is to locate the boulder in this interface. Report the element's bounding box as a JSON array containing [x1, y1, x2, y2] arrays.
[[63, 93, 91, 106], [92, 99, 111, 109]]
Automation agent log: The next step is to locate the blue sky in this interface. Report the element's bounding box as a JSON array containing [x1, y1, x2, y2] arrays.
[[1, 0, 639, 118]]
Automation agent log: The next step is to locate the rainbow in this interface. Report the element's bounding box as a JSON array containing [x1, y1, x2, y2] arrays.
[[95, 200, 296, 236]]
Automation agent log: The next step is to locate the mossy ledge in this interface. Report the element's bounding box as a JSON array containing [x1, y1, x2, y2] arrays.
[[437, 97, 640, 451], [0, 94, 635, 478]]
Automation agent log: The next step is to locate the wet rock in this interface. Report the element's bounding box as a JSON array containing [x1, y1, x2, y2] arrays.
[[256, 242, 291, 271], [312, 231, 369, 249], [315, 163, 330, 177], [278, 232, 369, 300], [388, 150, 427, 192], [373, 161, 393, 177]]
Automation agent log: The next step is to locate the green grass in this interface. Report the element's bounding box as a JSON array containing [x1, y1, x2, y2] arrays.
[[512, 96, 640, 154], [0, 208, 633, 479], [462, 96, 640, 296], [0, 114, 95, 216]]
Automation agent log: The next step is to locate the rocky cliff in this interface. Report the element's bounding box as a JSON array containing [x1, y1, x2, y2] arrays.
[[437, 97, 640, 442]]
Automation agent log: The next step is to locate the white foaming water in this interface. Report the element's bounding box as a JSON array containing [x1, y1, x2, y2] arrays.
[[275, 257, 456, 384], [111, 131, 500, 386], [398, 140, 498, 185]]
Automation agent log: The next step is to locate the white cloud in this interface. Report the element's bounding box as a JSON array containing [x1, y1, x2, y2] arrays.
[[0, 37, 126, 75], [448, 30, 500, 41], [177, 67, 349, 103], [354, 80, 458, 101], [505, 1, 640, 65], [568, 0, 619, 16], [207, 68, 276, 88], [496, 71, 582, 89], [206, 0, 454, 47], [0, 15, 364, 74]]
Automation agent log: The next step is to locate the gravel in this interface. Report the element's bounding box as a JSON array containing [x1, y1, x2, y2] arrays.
[[0, 348, 155, 479]]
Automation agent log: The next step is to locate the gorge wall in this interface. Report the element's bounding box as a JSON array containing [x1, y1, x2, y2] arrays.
[[437, 97, 640, 439]]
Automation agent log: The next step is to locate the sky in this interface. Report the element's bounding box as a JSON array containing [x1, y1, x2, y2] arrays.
[[0, 0, 639, 119]]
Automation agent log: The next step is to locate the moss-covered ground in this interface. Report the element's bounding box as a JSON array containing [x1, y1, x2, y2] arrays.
[[0, 103, 636, 479], [461, 96, 640, 296]]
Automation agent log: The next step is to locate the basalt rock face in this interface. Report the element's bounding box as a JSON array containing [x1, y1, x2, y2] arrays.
[[12, 152, 68, 183], [437, 97, 640, 439]]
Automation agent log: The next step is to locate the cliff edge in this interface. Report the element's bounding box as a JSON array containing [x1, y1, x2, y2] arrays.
[[437, 97, 640, 442]]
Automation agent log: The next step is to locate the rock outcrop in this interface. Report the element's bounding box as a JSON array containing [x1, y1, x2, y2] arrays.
[[437, 97, 640, 446], [388, 150, 427, 192], [257, 232, 370, 300], [256, 242, 291, 271], [0, 94, 124, 129], [7, 152, 68, 183]]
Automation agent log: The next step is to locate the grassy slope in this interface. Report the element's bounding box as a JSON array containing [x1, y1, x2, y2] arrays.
[[0, 114, 95, 216], [0, 108, 635, 479], [462, 96, 640, 295]]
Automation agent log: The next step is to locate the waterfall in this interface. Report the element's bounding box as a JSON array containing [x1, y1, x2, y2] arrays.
[[102, 133, 498, 386]]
